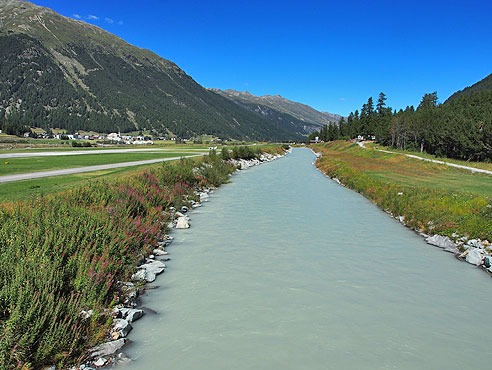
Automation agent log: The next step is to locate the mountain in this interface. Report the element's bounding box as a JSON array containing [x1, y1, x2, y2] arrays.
[[210, 89, 343, 129], [0, 0, 303, 141], [207, 89, 320, 134], [446, 73, 492, 103]]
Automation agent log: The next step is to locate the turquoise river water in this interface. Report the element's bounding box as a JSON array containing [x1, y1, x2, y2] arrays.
[[122, 148, 492, 370]]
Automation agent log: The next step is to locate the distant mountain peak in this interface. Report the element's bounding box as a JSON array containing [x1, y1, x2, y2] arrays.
[[210, 88, 343, 128]]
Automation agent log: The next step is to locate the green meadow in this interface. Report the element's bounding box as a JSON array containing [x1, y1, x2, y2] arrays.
[[314, 141, 492, 240], [0, 152, 197, 177]]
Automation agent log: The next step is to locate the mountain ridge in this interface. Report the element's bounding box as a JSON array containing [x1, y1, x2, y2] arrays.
[[0, 0, 304, 141], [210, 88, 342, 127]]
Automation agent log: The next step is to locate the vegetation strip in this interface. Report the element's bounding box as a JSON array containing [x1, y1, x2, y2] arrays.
[[0, 145, 286, 370], [312, 142, 492, 274]]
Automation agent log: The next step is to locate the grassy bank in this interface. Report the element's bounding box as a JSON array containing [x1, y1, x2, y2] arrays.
[[0, 146, 286, 369], [313, 141, 492, 240]]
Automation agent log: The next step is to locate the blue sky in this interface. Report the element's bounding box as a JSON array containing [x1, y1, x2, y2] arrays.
[[34, 0, 492, 116]]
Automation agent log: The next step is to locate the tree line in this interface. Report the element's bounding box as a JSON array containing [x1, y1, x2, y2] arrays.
[[309, 90, 492, 161]]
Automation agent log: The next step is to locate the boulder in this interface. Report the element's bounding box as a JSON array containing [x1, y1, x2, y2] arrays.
[[113, 319, 132, 337], [467, 239, 482, 248], [176, 216, 190, 229], [133, 260, 166, 283], [120, 308, 144, 323], [93, 358, 107, 367], [88, 339, 126, 359], [425, 235, 456, 250], [465, 248, 483, 266], [483, 255, 492, 268], [157, 240, 171, 248], [120, 282, 137, 304], [140, 260, 166, 274], [112, 307, 122, 318], [153, 248, 168, 256], [131, 269, 147, 282]]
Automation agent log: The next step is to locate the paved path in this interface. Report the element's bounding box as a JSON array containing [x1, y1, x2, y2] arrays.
[[0, 155, 203, 184], [356, 141, 492, 175], [0, 148, 208, 159]]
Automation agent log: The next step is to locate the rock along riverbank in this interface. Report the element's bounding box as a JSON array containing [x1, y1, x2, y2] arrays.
[[73, 150, 289, 370], [311, 148, 492, 277]]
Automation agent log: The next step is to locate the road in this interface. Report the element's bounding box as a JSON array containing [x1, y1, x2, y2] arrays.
[[0, 155, 203, 184], [356, 141, 492, 175], [0, 148, 209, 159]]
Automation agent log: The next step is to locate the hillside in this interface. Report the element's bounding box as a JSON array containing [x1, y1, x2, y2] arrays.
[[0, 0, 303, 141], [208, 89, 322, 134], [446, 73, 492, 102], [210, 88, 342, 129]]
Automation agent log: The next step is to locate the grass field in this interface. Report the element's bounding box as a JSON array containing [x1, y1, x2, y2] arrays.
[[320, 141, 492, 196], [0, 160, 188, 202], [0, 143, 214, 153], [0, 151, 197, 177], [313, 141, 492, 240], [0, 144, 281, 201], [364, 141, 492, 172]]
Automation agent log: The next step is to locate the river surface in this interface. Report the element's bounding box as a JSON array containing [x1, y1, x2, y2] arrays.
[[122, 148, 492, 370]]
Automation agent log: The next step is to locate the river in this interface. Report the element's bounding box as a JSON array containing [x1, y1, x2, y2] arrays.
[[121, 148, 492, 369]]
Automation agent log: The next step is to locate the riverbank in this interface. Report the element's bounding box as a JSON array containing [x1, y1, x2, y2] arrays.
[[0, 146, 287, 370], [311, 142, 492, 274], [81, 148, 289, 369]]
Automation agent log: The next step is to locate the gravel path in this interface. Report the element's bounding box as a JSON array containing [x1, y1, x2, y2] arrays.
[[0, 155, 203, 184], [356, 141, 492, 175]]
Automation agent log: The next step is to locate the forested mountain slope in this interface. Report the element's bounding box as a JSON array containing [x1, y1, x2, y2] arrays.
[[0, 0, 303, 141], [446, 73, 492, 102]]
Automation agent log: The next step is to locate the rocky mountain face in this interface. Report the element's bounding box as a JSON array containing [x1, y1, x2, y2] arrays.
[[0, 0, 304, 141], [210, 88, 343, 130]]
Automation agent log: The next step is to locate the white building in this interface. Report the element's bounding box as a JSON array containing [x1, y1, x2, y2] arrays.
[[107, 133, 121, 142]]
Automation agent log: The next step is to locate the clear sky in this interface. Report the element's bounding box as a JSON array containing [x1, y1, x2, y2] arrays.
[[33, 0, 492, 116]]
